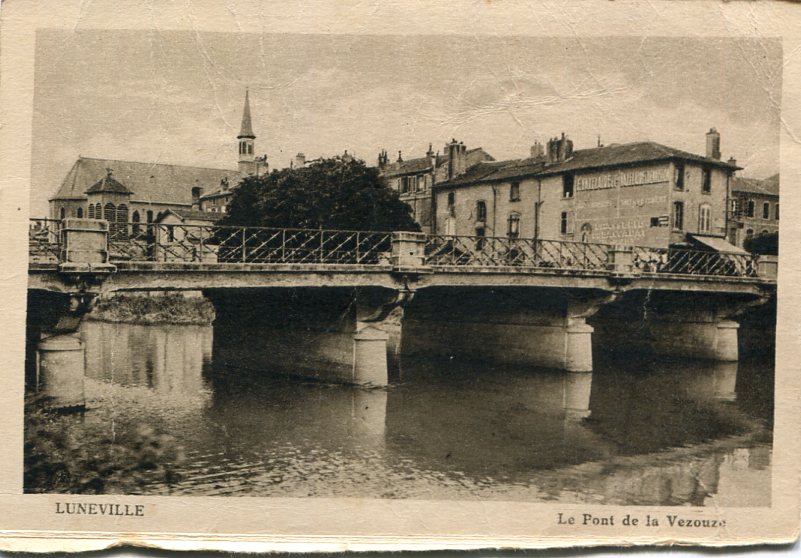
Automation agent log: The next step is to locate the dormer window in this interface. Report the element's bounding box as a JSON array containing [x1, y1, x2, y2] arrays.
[[510, 181, 521, 202]]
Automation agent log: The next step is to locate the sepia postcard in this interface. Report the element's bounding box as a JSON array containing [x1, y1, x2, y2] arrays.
[[0, 0, 799, 552]]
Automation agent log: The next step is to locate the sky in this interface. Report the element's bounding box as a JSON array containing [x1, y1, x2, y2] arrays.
[[30, 30, 782, 216]]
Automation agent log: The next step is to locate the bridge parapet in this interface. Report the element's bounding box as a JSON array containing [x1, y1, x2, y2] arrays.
[[29, 218, 773, 283]]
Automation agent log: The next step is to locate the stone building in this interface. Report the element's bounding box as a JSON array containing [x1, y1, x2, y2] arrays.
[[49, 90, 265, 225], [727, 174, 779, 248], [433, 129, 741, 250], [377, 141, 494, 233]]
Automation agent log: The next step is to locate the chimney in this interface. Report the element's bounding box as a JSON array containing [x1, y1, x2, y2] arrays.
[[728, 156, 737, 167], [293, 153, 306, 169], [426, 143, 436, 168], [546, 134, 573, 163], [397, 150, 403, 163], [191, 184, 203, 210], [706, 128, 721, 160], [377, 149, 388, 170], [530, 140, 544, 159], [446, 139, 467, 180]]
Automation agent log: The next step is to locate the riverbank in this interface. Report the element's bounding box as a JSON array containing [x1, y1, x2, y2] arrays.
[[88, 294, 215, 325]]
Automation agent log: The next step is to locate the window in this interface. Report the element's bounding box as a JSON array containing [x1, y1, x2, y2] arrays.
[[746, 228, 754, 240], [563, 174, 574, 198], [167, 225, 175, 243], [674, 163, 685, 190], [146, 210, 154, 223], [400, 177, 409, 194], [650, 216, 660, 227], [730, 199, 739, 216], [88, 205, 95, 219], [475, 227, 486, 250], [103, 203, 115, 221], [775, 203, 780, 220], [580, 223, 592, 243], [762, 201, 770, 219], [510, 182, 520, 201], [76, 207, 83, 218], [59, 207, 65, 220], [672, 201, 684, 230], [698, 204, 711, 233], [560, 211, 569, 235], [476, 200, 487, 222], [702, 167, 711, 193], [95, 204, 101, 219], [746, 200, 755, 218], [507, 213, 520, 239], [447, 191, 455, 209], [132, 211, 141, 235], [761, 229, 769, 235]]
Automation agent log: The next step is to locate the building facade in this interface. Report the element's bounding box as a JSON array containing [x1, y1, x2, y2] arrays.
[[727, 174, 779, 248], [377, 141, 494, 233], [433, 129, 741, 250], [49, 91, 265, 226]]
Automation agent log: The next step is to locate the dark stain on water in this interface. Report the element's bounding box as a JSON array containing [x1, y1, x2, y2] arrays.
[[61, 321, 772, 504]]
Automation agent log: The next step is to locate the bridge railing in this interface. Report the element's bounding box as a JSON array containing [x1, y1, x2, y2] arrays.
[[424, 234, 611, 271], [29, 218, 765, 279], [101, 221, 393, 265], [29, 218, 62, 263], [631, 246, 759, 278]]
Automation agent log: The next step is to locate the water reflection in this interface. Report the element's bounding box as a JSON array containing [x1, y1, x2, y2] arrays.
[[70, 321, 771, 505]]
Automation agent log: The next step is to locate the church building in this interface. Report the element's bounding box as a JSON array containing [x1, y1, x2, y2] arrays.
[[48, 90, 266, 228]]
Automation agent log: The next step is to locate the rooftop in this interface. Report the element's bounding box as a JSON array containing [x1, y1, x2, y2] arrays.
[[437, 141, 741, 188], [731, 174, 779, 196], [51, 157, 241, 205]]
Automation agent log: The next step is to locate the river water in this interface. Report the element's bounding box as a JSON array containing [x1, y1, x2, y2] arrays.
[[59, 320, 772, 505]]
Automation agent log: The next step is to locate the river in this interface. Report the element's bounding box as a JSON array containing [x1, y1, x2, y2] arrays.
[[40, 320, 773, 505]]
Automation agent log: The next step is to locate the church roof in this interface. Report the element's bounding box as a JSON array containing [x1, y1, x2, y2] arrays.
[[238, 89, 255, 138], [85, 173, 132, 195], [51, 157, 241, 205]]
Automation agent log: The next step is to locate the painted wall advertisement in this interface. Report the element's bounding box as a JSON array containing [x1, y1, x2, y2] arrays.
[[574, 165, 670, 244]]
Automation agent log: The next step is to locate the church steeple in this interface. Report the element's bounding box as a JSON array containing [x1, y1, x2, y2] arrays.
[[237, 88, 257, 175]]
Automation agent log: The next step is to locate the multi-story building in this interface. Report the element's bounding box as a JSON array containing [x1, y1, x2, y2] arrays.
[[49, 91, 266, 227], [727, 174, 779, 248], [377, 141, 494, 233], [433, 129, 742, 251]]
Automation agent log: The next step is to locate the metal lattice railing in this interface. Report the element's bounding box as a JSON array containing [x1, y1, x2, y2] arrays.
[[29, 218, 764, 279], [103, 222, 392, 265], [632, 246, 759, 277], [29, 218, 62, 263], [424, 234, 611, 271]]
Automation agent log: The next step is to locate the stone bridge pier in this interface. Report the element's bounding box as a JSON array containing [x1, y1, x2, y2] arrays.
[[590, 290, 769, 361], [206, 286, 408, 387], [401, 287, 615, 373], [26, 219, 114, 409]]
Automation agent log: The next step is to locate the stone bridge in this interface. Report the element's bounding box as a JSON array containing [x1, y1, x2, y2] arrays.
[[27, 218, 777, 407]]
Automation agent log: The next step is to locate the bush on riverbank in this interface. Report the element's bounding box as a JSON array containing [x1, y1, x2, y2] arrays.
[[24, 395, 186, 494], [89, 294, 215, 325]]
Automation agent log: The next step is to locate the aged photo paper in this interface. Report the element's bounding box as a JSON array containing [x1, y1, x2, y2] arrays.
[[0, 0, 799, 552]]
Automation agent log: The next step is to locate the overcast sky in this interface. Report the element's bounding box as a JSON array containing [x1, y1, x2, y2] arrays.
[[31, 31, 781, 216]]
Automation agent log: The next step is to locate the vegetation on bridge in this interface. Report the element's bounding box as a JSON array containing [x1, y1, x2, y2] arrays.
[[222, 156, 420, 232], [89, 294, 216, 326]]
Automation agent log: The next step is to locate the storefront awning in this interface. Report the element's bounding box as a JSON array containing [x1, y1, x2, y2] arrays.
[[687, 234, 748, 254]]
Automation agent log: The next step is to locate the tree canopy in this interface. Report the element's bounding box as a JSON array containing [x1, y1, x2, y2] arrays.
[[744, 231, 778, 255], [221, 157, 420, 232]]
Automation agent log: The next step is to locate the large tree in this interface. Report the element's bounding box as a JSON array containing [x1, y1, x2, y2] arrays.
[[744, 231, 778, 255], [222, 157, 420, 232]]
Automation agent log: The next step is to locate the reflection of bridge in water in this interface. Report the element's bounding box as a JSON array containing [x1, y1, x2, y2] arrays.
[[72, 320, 772, 504], [27, 218, 776, 409]]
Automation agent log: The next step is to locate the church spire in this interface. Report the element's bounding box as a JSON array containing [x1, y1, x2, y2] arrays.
[[237, 88, 258, 176], [238, 88, 255, 139]]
